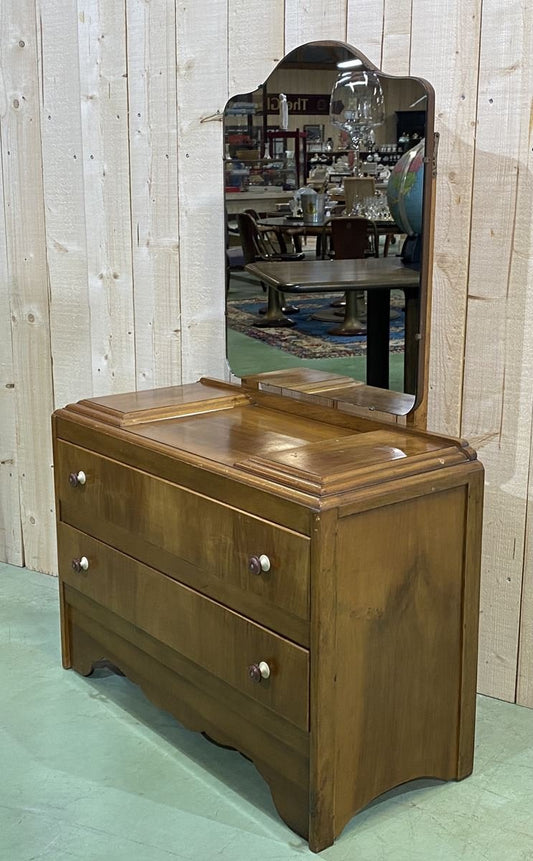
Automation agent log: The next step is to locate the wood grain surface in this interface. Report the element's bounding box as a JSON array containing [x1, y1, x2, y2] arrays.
[[54, 387, 483, 850]]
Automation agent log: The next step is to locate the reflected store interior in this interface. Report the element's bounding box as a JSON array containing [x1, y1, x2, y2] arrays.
[[224, 41, 434, 418]]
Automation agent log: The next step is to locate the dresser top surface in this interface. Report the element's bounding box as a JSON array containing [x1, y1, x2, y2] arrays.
[[55, 379, 477, 498]]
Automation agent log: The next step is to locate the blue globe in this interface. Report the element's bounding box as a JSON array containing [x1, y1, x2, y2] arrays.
[[387, 140, 425, 236]]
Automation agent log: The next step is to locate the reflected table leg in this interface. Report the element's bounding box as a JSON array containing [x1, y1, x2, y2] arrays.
[[366, 289, 390, 388], [252, 287, 295, 328], [403, 286, 420, 395], [328, 290, 366, 336], [366, 286, 420, 392]]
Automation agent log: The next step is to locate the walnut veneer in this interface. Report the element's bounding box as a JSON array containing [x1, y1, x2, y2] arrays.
[[52, 377, 483, 852]]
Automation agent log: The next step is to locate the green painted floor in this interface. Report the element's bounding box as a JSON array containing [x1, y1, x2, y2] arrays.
[[2, 563, 533, 861]]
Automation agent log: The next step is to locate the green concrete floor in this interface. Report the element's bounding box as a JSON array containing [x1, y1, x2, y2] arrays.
[[2, 563, 533, 861]]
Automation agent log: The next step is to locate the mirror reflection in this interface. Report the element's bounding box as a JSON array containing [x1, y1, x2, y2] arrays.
[[224, 42, 431, 415]]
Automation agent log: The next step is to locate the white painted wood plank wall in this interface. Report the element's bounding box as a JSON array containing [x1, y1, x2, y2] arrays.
[[1, 1, 56, 573], [0, 0, 532, 706], [127, 0, 181, 390], [461, 0, 533, 702], [0, 63, 22, 565]]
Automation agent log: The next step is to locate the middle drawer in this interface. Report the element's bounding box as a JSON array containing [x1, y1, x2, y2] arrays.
[[56, 440, 310, 643]]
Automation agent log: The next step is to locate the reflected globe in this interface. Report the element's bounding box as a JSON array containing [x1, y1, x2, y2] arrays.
[[387, 140, 425, 236]]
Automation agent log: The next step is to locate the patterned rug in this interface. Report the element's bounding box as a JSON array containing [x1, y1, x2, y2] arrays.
[[227, 293, 405, 359]]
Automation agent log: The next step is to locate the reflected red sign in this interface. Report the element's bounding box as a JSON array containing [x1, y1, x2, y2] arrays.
[[267, 94, 330, 115]]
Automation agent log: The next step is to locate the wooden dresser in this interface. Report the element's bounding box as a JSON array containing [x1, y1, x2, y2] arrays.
[[52, 378, 483, 852]]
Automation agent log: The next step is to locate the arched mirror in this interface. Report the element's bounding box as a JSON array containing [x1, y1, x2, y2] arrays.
[[224, 41, 436, 421]]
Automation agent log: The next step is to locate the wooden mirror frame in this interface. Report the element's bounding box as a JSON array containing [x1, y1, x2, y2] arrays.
[[225, 41, 437, 428]]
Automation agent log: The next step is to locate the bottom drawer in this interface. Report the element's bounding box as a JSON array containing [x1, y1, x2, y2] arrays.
[[58, 523, 309, 731]]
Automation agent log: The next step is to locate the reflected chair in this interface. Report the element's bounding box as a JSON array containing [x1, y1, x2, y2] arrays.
[[316, 216, 379, 336], [323, 216, 379, 260], [244, 208, 303, 255], [225, 244, 245, 293], [237, 212, 304, 327], [225, 210, 260, 294], [225, 214, 245, 293]]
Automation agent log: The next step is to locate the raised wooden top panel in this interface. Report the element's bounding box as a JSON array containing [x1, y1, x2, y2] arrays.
[[74, 381, 250, 426], [56, 378, 477, 499]]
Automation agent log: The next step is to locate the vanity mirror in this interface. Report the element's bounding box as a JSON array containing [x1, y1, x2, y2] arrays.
[[224, 41, 436, 423]]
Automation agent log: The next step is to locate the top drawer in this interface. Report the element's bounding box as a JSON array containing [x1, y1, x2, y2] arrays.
[[55, 441, 310, 643]]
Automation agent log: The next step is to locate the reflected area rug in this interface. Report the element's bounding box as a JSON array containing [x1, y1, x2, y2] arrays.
[[226, 293, 405, 360]]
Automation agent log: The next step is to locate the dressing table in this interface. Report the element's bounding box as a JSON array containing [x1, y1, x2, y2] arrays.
[[53, 42, 483, 853]]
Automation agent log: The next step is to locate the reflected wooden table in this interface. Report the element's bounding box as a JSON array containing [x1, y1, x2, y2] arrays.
[[245, 257, 420, 392], [258, 215, 398, 234], [257, 216, 400, 256]]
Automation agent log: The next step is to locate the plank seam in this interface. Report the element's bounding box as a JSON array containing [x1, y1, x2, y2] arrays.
[[124, 0, 138, 388], [408, 0, 413, 75], [515, 400, 533, 702], [460, 0, 485, 438], [35, 6, 56, 414], [380, 7, 385, 69]]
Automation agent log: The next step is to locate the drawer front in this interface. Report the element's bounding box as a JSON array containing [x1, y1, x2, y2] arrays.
[[59, 524, 309, 731], [56, 440, 310, 637]]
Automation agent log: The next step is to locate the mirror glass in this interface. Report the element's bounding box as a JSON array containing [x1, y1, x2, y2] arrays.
[[224, 41, 433, 415]]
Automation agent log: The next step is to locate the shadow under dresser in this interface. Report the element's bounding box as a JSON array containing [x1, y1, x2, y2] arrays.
[[52, 377, 483, 852]]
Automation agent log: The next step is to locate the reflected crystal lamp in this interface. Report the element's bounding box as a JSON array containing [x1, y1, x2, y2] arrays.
[[329, 69, 385, 176]]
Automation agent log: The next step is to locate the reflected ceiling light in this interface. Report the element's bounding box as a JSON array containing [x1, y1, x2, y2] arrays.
[[337, 58, 363, 69], [409, 95, 428, 107]]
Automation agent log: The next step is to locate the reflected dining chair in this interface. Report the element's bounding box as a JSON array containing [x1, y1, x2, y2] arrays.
[[236, 211, 304, 327], [316, 216, 379, 335]]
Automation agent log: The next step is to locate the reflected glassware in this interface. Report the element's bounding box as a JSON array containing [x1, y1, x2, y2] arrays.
[[330, 70, 385, 176], [289, 193, 301, 217], [352, 191, 392, 221]]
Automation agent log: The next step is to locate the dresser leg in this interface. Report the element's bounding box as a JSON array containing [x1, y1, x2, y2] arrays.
[[68, 618, 108, 677], [257, 767, 310, 845]]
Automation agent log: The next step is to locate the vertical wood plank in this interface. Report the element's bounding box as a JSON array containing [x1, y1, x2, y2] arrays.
[[0, 0, 56, 573], [175, 0, 228, 383], [285, 0, 347, 54], [380, 0, 411, 75], [127, 0, 181, 389], [77, 0, 135, 396], [410, 0, 482, 437], [226, 1, 284, 384], [126, 0, 181, 391], [38, 0, 92, 409], [228, 0, 285, 100], [0, 78, 23, 565], [462, 0, 532, 701], [513, 7, 533, 710], [346, 0, 384, 67]]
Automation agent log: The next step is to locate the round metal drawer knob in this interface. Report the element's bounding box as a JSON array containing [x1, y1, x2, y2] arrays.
[[248, 554, 271, 575], [69, 470, 87, 487], [248, 661, 271, 683], [72, 556, 89, 573]]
